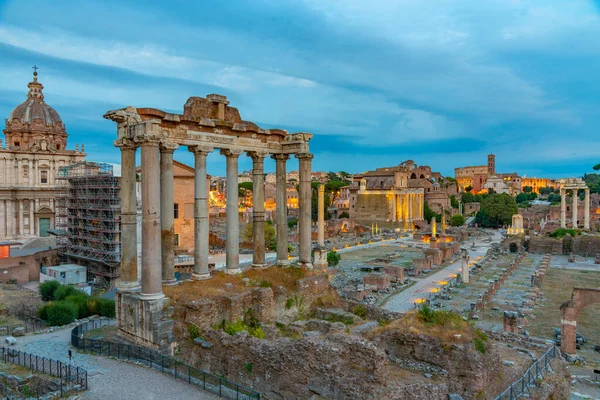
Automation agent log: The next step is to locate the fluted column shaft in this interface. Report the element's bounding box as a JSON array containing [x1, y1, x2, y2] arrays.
[[250, 152, 267, 267], [29, 199, 34, 235], [222, 149, 242, 274], [572, 190, 578, 229], [296, 153, 313, 268], [160, 143, 178, 285], [190, 147, 212, 279], [584, 188, 590, 230], [140, 139, 163, 300], [273, 154, 289, 265], [116, 141, 140, 291], [560, 189, 566, 229], [392, 194, 397, 222], [318, 184, 325, 245]]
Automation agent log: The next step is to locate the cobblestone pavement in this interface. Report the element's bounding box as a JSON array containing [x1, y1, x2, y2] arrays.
[[383, 230, 502, 313], [1, 328, 218, 400]]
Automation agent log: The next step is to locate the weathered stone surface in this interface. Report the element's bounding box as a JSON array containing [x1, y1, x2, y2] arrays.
[[11, 327, 25, 337], [193, 338, 213, 349]]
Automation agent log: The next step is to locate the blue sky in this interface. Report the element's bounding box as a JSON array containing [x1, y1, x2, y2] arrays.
[[1, 0, 599, 178]]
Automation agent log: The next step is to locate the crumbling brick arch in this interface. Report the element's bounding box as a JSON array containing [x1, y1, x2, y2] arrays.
[[560, 287, 600, 354]]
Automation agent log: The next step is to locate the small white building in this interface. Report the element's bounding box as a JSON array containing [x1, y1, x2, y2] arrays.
[[40, 264, 91, 295]]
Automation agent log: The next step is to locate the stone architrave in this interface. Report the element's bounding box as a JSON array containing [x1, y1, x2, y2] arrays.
[[190, 145, 212, 280], [272, 154, 290, 265], [222, 149, 243, 274], [160, 141, 178, 286], [249, 151, 268, 268], [296, 153, 313, 269]]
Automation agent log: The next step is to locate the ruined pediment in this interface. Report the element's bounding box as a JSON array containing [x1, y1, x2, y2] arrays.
[[183, 95, 242, 123]]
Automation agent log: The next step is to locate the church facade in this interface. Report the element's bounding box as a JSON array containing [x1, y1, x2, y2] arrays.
[[0, 71, 86, 240]]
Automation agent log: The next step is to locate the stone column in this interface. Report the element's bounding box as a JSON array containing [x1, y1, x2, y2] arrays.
[[560, 188, 566, 229], [7, 201, 15, 238], [116, 140, 140, 292], [29, 199, 34, 235], [28, 160, 33, 186], [140, 136, 164, 300], [391, 194, 397, 222], [584, 188, 590, 230], [190, 146, 212, 279], [18, 200, 23, 237], [318, 184, 325, 245], [572, 190, 578, 229], [249, 151, 268, 268], [222, 149, 243, 274], [272, 154, 289, 265], [296, 153, 314, 269], [408, 193, 413, 221], [160, 142, 178, 285], [17, 159, 22, 186]]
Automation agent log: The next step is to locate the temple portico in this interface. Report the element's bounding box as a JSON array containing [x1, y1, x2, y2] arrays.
[[105, 95, 313, 353], [558, 178, 590, 230]]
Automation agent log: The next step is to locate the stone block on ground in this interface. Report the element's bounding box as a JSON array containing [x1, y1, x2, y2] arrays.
[[362, 273, 391, 290], [11, 327, 25, 337], [313, 307, 359, 325]]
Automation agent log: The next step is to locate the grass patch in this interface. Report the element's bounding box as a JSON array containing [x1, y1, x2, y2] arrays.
[[352, 305, 367, 319], [188, 324, 201, 340]]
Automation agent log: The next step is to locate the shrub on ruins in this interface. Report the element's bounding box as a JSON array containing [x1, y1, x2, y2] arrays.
[[243, 222, 277, 251], [37, 303, 52, 320], [66, 294, 90, 319], [417, 304, 463, 327], [450, 214, 466, 227], [39, 280, 60, 301], [53, 284, 82, 301], [338, 211, 350, 219], [352, 305, 367, 319], [46, 301, 78, 326], [86, 296, 116, 318], [548, 228, 580, 238], [327, 250, 341, 266]]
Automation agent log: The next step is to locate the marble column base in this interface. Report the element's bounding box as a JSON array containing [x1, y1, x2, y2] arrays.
[[117, 281, 141, 293], [224, 268, 242, 275], [276, 259, 290, 267], [299, 262, 313, 269], [161, 279, 178, 286], [192, 273, 212, 281], [138, 292, 166, 301], [252, 263, 267, 269]]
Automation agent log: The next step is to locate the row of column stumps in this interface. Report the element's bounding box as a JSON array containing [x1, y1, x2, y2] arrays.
[[116, 135, 314, 299], [560, 187, 591, 230]]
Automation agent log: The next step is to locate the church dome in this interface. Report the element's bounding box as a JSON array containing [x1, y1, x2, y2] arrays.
[[4, 70, 68, 151]]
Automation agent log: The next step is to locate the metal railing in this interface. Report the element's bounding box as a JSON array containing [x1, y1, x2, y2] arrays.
[[496, 345, 558, 400], [0, 312, 48, 336], [0, 346, 87, 396], [71, 319, 260, 399]]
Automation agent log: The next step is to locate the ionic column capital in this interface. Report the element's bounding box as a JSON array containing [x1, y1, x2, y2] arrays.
[[114, 138, 138, 151], [136, 135, 162, 147], [271, 153, 290, 162], [295, 152, 314, 160], [159, 141, 179, 153], [247, 150, 270, 162], [220, 148, 244, 158], [188, 145, 213, 156]]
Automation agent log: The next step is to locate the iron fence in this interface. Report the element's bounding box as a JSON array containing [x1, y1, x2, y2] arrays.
[[496, 345, 558, 400], [0, 346, 87, 395], [0, 312, 48, 336], [71, 319, 260, 400]]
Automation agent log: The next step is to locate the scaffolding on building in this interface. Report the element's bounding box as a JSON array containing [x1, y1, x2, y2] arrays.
[[55, 161, 121, 290]]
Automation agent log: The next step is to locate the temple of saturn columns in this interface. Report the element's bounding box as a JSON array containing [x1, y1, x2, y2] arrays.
[[558, 178, 590, 230], [104, 94, 313, 353]]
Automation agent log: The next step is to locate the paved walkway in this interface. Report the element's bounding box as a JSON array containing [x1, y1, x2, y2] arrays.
[[383, 230, 503, 313], [1, 328, 218, 400]]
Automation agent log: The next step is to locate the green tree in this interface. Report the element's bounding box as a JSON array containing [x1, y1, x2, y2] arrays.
[[424, 201, 441, 223], [523, 186, 533, 193], [450, 195, 459, 209], [243, 222, 277, 251], [539, 187, 555, 196], [476, 193, 518, 228], [339, 211, 350, 219], [325, 180, 347, 203], [465, 185, 473, 193], [327, 251, 341, 266], [594, 164, 600, 171], [450, 214, 466, 227]]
